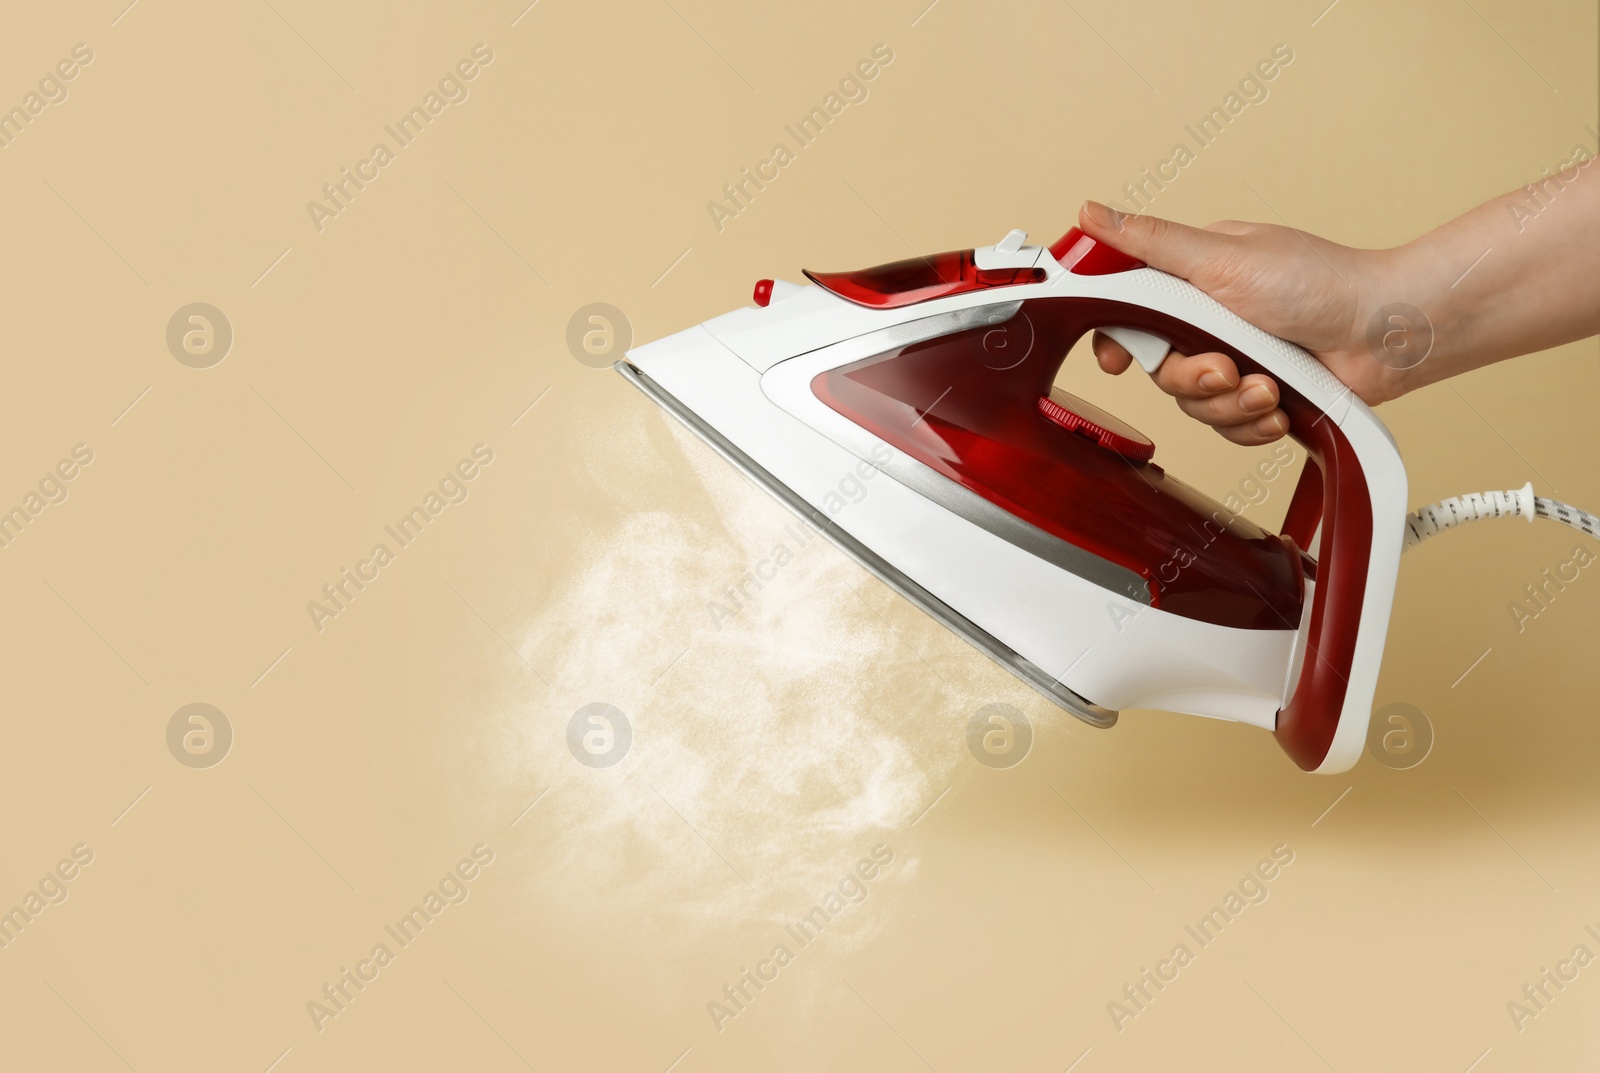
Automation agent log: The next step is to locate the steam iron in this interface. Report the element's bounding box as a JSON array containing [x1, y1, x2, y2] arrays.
[[618, 226, 1408, 773]]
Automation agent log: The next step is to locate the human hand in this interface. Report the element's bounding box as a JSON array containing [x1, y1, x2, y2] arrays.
[[1076, 200, 1405, 445]]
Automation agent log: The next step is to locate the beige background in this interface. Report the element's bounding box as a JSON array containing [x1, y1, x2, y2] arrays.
[[1, 0, 1597, 1070]]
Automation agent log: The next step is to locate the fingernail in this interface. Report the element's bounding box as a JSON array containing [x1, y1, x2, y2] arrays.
[[1257, 412, 1288, 436], [1083, 200, 1125, 231], [1241, 384, 1275, 412], [1198, 370, 1233, 392]]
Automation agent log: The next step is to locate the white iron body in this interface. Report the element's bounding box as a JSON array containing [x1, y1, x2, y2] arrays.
[[621, 230, 1408, 773]]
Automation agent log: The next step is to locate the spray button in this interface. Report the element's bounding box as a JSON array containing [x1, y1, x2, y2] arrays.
[[1049, 227, 1146, 274]]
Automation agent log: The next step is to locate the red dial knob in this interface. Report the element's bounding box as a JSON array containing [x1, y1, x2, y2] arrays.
[[1037, 387, 1155, 461]]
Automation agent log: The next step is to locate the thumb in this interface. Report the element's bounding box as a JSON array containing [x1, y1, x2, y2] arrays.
[[1077, 200, 1226, 280]]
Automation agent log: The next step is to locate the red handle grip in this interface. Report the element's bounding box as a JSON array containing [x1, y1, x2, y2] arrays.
[[1071, 299, 1373, 770]]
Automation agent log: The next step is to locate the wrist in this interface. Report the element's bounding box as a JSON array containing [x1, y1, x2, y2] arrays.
[[1365, 207, 1513, 396], [1345, 243, 1431, 403]]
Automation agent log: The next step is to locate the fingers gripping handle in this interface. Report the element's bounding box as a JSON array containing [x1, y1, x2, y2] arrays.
[[1100, 269, 1355, 424]]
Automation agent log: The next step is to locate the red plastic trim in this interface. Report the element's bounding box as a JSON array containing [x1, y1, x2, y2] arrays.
[[1037, 389, 1155, 461], [1280, 462, 1325, 551], [1049, 228, 1146, 275], [753, 279, 774, 307], [1273, 416, 1371, 771], [810, 297, 1307, 631], [805, 250, 1046, 309]]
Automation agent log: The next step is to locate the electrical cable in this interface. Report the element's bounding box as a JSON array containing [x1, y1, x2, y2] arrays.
[[1403, 481, 1600, 549]]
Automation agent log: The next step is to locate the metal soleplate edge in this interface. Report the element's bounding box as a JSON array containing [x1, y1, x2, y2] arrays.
[[616, 360, 1118, 730]]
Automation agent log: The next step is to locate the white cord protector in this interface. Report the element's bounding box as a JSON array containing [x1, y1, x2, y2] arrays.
[[1403, 480, 1600, 550]]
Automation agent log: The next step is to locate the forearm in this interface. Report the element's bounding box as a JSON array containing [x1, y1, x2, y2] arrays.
[[1387, 162, 1600, 392]]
